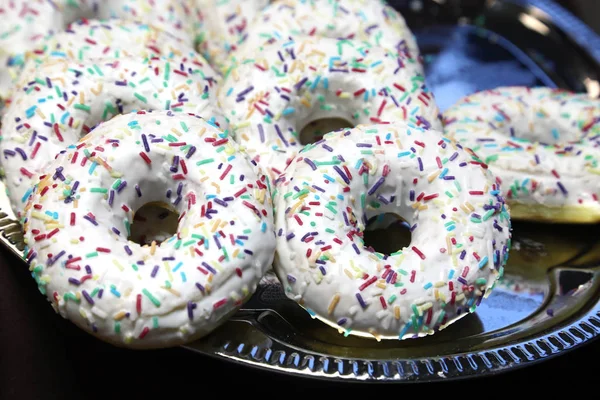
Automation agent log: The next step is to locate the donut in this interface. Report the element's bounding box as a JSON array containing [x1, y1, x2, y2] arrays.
[[0, 0, 95, 101], [194, 0, 270, 72], [0, 1, 199, 103], [229, 0, 421, 70], [6, 18, 208, 105], [1, 54, 225, 218], [94, 0, 199, 44], [272, 122, 512, 340], [218, 36, 441, 180], [443, 86, 600, 224], [21, 110, 276, 349]]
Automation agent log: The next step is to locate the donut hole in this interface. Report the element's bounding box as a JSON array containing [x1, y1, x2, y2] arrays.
[[128, 202, 180, 246], [362, 213, 412, 256], [299, 117, 353, 144]]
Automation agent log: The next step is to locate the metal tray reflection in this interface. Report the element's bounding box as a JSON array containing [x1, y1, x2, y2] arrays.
[[1, 0, 600, 383]]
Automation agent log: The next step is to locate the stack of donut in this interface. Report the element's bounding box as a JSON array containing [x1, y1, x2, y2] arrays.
[[4, 0, 594, 349]]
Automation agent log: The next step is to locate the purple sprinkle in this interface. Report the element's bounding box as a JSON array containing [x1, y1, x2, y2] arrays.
[[274, 124, 289, 147], [332, 165, 350, 184], [108, 190, 114, 206], [202, 262, 217, 275], [116, 180, 127, 193], [338, 318, 347, 325], [287, 274, 296, 283], [449, 152, 459, 161], [356, 143, 372, 148], [111, 227, 120, 235], [141, 134, 150, 152], [82, 290, 94, 305], [557, 181, 568, 195], [294, 77, 308, 89], [214, 198, 228, 207], [457, 276, 468, 285], [186, 146, 196, 159], [98, 289, 104, 299], [417, 157, 423, 171], [546, 308, 554, 316], [319, 266, 326, 275], [83, 214, 98, 225], [151, 265, 159, 278], [367, 177, 385, 195], [47, 250, 65, 266], [15, 148, 27, 160], [304, 158, 317, 170], [187, 301, 196, 320], [356, 293, 367, 308], [196, 283, 205, 293], [286, 233, 295, 241], [68, 277, 81, 285], [85, 265, 92, 274], [135, 184, 142, 197], [409, 190, 415, 201], [170, 156, 180, 173]]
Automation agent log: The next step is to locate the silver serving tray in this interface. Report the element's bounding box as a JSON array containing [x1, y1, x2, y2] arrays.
[[2, 0, 600, 382]]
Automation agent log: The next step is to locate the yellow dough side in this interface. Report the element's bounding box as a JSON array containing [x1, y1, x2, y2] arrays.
[[508, 201, 600, 224]]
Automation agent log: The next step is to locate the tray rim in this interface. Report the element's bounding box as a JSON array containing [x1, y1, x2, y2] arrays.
[[179, 281, 600, 383]]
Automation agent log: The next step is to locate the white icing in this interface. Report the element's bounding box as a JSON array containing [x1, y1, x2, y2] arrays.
[[443, 86, 600, 218], [10, 18, 211, 101], [0, 1, 198, 101], [233, 0, 421, 66], [218, 35, 441, 181], [22, 110, 276, 349], [1, 54, 226, 218], [194, 0, 270, 72], [272, 122, 512, 340]]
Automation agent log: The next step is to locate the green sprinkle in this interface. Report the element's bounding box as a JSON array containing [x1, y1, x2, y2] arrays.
[[134, 93, 148, 103], [196, 158, 214, 166], [142, 289, 161, 307], [74, 103, 91, 112]]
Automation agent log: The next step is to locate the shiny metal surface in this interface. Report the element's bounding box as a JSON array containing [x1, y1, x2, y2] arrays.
[[2, 0, 600, 383]]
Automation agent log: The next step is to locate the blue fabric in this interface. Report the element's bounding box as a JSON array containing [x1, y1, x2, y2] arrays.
[[402, 0, 600, 111]]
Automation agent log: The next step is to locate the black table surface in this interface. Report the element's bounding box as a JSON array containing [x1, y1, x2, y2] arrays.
[[3, 1, 600, 398]]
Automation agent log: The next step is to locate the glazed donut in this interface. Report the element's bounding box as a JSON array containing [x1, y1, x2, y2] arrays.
[[272, 122, 512, 340], [218, 36, 441, 180], [7, 18, 208, 103], [21, 110, 275, 349], [0, 1, 198, 102], [443, 86, 600, 223], [231, 0, 421, 69], [1, 54, 225, 218], [0, 0, 95, 101], [194, 0, 270, 72], [94, 0, 199, 43]]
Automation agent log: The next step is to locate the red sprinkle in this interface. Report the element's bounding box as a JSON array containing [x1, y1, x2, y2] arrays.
[[139, 327, 150, 339], [213, 298, 228, 309], [139, 152, 151, 164], [358, 276, 377, 291], [412, 246, 426, 260], [219, 164, 232, 180]]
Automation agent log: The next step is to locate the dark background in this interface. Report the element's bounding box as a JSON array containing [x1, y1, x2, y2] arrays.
[[2, 1, 600, 398]]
